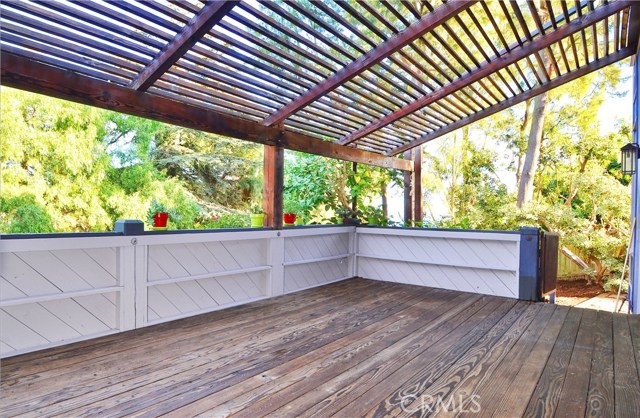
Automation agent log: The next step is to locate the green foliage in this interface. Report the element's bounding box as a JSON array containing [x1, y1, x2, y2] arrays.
[[0, 194, 54, 233], [363, 206, 389, 226], [0, 87, 261, 233], [250, 204, 264, 214], [283, 195, 303, 214], [205, 213, 250, 229], [284, 152, 399, 223], [603, 278, 629, 293], [154, 127, 261, 209], [423, 66, 631, 284]]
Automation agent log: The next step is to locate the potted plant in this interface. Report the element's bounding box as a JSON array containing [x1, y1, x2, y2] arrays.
[[336, 206, 350, 224], [336, 205, 362, 225], [250, 205, 265, 228], [148, 200, 169, 229], [283, 197, 301, 226]]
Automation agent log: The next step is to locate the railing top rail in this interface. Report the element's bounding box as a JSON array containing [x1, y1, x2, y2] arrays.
[[356, 226, 522, 242]]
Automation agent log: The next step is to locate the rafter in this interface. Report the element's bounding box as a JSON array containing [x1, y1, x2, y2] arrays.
[[339, 0, 632, 146], [386, 47, 635, 156], [260, 0, 477, 127], [1, 52, 411, 171], [129, 0, 238, 91]]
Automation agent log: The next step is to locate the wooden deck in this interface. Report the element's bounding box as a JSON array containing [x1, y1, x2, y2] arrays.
[[1, 278, 640, 417]]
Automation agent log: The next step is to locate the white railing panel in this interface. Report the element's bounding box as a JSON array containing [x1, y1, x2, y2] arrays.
[[283, 232, 350, 263], [144, 234, 271, 326], [147, 239, 268, 282], [356, 228, 520, 298], [146, 270, 269, 325], [1, 241, 125, 358], [281, 228, 354, 294], [284, 258, 350, 294], [1, 226, 525, 357]]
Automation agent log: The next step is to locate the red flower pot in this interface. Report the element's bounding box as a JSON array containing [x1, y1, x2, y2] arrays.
[[283, 213, 297, 224], [152, 212, 169, 227]]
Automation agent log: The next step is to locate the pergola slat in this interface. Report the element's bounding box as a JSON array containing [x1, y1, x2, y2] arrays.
[[339, 0, 631, 146], [0, 52, 411, 171], [0, 0, 633, 162], [130, 0, 239, 91], [261, 0, 476, 127], [388, 46, 635, 156]]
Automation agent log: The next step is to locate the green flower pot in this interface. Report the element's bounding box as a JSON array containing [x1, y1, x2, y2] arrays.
[[250, 213, 264, 228]]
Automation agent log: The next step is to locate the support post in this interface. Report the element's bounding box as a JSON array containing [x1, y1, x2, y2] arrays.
[[630, 39, 640, 313], [413, 146, 423, 226], [352, 162, 358, 213], [519, 227, 540, 301], [263, 144, 284, 229], [404, 150, 413, 225]]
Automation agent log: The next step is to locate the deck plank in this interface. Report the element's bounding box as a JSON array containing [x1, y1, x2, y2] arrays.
[[612, 314, 640, 417], [522, 306, 583, 417], [454, 304, 557, 418], [1, 280, 408, 414], [392, 301, 538, 417], [430, 303, 544, 418], [586, 310, 615, 418], [168, 289, 470, 417], [0, 278, 637, 418], [30, 281, 429, 416], [554, 308, 597, 418], [263, 294, 498, 418], [338, 299, 517, 417], [490, 305, 571, 417]]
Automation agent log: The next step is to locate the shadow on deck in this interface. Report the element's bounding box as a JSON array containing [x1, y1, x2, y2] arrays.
[[1, 278, 639, 417]]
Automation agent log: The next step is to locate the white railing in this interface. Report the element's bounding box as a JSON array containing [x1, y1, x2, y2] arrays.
[[0, 226, 525, 358], [355, 228, 522, 299], [0, 227, 356, 358]]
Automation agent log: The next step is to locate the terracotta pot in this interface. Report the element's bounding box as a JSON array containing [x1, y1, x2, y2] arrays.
[[152, 212, 169, 227]]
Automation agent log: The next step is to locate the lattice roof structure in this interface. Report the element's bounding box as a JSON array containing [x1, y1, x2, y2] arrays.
[[1, 0, 638, 170]]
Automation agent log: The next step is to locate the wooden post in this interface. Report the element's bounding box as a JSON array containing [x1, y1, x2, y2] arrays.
[[413, 145, 423, 226], [352, 162, 358, 213], [404, 150, 413, 226], [263, 144, 284, 229]]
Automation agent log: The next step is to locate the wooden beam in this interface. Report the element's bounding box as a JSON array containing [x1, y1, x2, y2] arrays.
[[339, 0, 632, 146], [260, 0, 476, 127], [129, 0, 238, 91], [0, 52, 412, 171], [628, 2, 640, 51], [403, 151, 413, 225], [263, 145, 284, 229], [413, 146, 423, 226], [387, 47, 635, 156]]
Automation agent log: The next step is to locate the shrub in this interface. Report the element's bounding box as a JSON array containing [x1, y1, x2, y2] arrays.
[[0, 194, 55, 233]]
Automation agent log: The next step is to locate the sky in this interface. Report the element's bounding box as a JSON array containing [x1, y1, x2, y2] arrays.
[[386, 61, 635, 224]]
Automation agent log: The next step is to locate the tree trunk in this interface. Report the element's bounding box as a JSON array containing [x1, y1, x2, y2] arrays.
[[516, 0, 553, 208], [517, 93, 549, 207], [515, 99, 531, 185], [381, 182, 388, 218]]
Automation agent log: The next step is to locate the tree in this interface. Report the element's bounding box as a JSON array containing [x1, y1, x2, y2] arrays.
[[284, 152, 401, 223], [0, 88, 261, 232], [517, 0, 553, 208]]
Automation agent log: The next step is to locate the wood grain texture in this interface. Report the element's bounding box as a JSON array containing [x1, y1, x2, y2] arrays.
[[586, 310, 615, 418], [1, 279, 638, 418]]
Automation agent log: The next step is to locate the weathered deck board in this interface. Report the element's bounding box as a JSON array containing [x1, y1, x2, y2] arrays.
[[1, 278, 638, 417]]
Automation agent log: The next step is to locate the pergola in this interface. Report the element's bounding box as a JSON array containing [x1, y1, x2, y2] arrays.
[[1, 0, 638, 228], [5, 2, 640, 414]]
